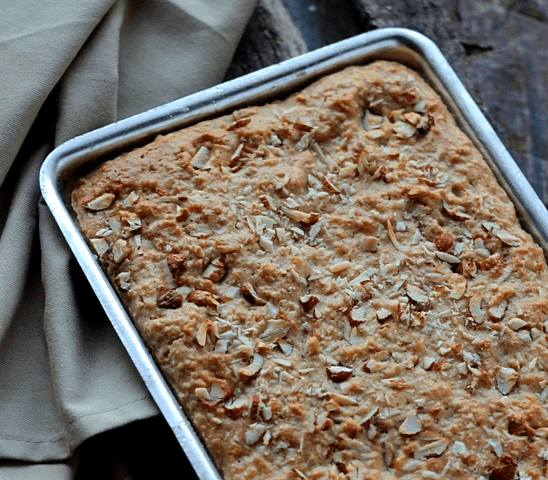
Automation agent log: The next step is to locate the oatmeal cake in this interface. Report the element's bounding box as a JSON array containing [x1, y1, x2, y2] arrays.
[[72, 61, 548, 480]]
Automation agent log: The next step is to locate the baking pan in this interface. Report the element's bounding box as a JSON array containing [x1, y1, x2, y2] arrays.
[[39, 28, 548, 480]]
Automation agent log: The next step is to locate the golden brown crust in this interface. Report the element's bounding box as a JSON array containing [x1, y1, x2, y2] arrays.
[[72, 61, 548, 480]]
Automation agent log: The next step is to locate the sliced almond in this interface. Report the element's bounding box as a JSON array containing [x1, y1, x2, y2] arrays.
[[293, 121, 314, 132], [399, 413, 422, 435], [435, 251, 460, 264], [386, 217, 400, 250], [241, 283, 266, 306], [260, 319, 290, 341], [190, 146, 211, 169], [496, 231, 521, 247], [326, 365, 352, 382], [111, 239, 132, 264], [115, 271, 131, 291], [300, 294, 319, 312], [415, 439, 449, 460], [225, 397, 248, 419], [209, 379, 232, 401], [195, 387, 209, 400], [349, 304, 368, 323], [239, 353, 263, 378], [496, 367, 518, 395], [376, 308, 392, 323], [122, 190, 140, 207], [363, 110, 384, 131], [442, 202, 472, 221], [202, 259, 226, 282], [90, 238, 110, 256], [188, 290, 220, 310], [469, 293, 486, 324], [244, 423, 267, 446], [329, 261, 351, 274], [227, 117, 251, 131], [196, 321, 210, 347], [277, 340, 294, 356], [85, 192, 115, 211], [321, 176, 340, 195], [448, 282, 466, 300], [393, 120, 416, 139], [282, 207, 320, 224], [508, 317, 527, 330], [406, 285, 429, 304]]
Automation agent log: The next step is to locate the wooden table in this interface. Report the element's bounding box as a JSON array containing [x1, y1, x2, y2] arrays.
[[74, 1, 548, 478]]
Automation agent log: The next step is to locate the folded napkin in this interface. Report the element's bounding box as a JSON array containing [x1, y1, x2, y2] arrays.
[[0, 0, 256, 477]]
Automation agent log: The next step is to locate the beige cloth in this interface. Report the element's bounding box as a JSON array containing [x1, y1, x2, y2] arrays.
[[0, 0, 257, 477]]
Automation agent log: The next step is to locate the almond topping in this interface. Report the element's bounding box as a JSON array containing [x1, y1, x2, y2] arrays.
[[406, 285, 429, 304], [496, 231, 521, 247], [435, 251, 460, 264], [321, 176, 340, 194], [115, 271, 131, 291], [190, 146, 211, 169], [227, 117, 251, 131], [260, 319, 290, 341], [508, 317, 527, 330], [167, 253, 186, 283], [326, 365, 352, 382], [239, 353, 263, 378], [414, 439, 449, 460], [399, 413, 422, 435], [244, 423, 267, 446], [188, 290, 220, 310], [300, 294, 319, 312], [434, 232, 454, 252], [85, 192, 115, 211], [488, 300, 507, 320], [293, 122, 314, 132], [329, 261, 351, 274], [241, 283, 266, 306], [386, 217, 400, 250], [90, 238, 109, 256], [157, 286, 183, 309], [496, 367, 518, 395], [225, 397, 248, 419], [282, 207, 320, 225], [111, 239, 132, 264], [202, 259, 226, 283], [469, 293, 486, 324]]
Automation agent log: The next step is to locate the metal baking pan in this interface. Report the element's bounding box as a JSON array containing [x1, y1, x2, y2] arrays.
[[39, 28, 548, 480]]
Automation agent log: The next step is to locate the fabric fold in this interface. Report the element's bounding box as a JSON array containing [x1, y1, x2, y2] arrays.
[[0, 0, 258, 475], [0, 0, 117, 186]]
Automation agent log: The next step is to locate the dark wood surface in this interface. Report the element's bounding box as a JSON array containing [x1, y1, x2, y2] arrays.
[[77, 1, 548, 478]]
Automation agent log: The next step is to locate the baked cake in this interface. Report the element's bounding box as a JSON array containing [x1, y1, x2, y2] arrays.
[[72, 61, 548, 480]]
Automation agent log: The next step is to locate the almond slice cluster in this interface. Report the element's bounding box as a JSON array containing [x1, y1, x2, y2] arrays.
[[72, 61, 548, 480]]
